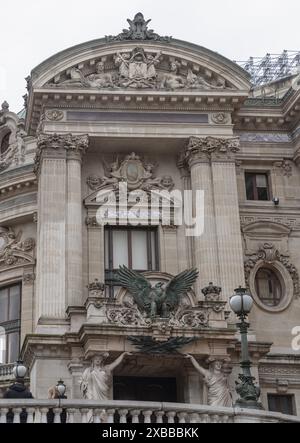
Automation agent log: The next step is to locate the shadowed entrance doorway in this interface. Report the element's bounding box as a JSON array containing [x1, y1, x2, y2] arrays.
[[114, 376, 178, 402]]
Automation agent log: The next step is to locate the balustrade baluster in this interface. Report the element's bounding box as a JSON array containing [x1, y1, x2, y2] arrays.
[[106, 409, 115, 423], [131, 410, 141, 424], [0, 408, 8, 424], [155, 411, 164, 424], [13, 408, 22, 423], [166, 412, 176, 424]]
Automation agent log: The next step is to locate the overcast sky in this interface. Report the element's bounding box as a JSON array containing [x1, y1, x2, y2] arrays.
[[0, 0, 298, 112]]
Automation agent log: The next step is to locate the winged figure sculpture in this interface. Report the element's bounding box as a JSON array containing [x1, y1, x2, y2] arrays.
[[117, 266, 199, 319]]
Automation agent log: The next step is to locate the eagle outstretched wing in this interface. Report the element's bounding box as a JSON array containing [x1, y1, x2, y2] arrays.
[[117, 266, 152, 313], [165, 269, 199, 311]]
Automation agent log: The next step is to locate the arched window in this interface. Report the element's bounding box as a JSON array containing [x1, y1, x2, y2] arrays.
[[255, 268, 283, 307], [0, 132, 11, 154], [0, 283, 21, 364]]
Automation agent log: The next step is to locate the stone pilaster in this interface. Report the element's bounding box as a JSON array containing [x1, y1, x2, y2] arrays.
[[211, 138, 245, 297], [66, 136, 89, 307], [35, 133, 88, 324], [184, 137, 220, 295], [184, 136, 245, 299]]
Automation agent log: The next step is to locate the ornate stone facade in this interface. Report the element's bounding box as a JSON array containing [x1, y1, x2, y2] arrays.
[[0, 13, 300, 421]]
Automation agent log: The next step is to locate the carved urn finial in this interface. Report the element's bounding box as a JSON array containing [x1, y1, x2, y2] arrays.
[[106, 12, 172, 42], [202, 282, 222, 301], [87, 279, 105, 297], [1, 101, 9, 112]]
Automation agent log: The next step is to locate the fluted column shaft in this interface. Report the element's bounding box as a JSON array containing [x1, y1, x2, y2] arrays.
[[35, 134, 88, 322], [184, 136, 244, 298], [67, 150, 85, 307], [211, 151, 245, 297], [186, 149, 219, 294]]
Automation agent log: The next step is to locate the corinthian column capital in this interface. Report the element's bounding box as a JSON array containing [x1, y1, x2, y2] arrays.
[[35, 133, 89, 173], [184, 136, 240, 169]]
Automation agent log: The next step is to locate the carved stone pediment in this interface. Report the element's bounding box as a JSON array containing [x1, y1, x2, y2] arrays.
[[45, 47, 237, 92], [242, 221, 291, 257], [0, 227, 35, 269]]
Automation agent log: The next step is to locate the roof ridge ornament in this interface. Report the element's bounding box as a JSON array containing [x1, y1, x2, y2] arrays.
[[106, 12, 172, 43]]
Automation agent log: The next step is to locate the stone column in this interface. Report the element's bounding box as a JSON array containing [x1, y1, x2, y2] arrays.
[[35, 133, 88, 323], [211, 137, 245, 298], [184, 138, 220, 295], [66, 136, 89, 307]]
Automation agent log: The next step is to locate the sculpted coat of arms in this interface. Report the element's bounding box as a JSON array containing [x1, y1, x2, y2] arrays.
[[87, 152, 174, 192], [115, 48, 161, 89]]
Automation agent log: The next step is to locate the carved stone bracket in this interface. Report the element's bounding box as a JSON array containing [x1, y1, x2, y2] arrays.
[[23, 272, 36, 286], [244, 243, 300, 298], [183, 136, 240, 168]]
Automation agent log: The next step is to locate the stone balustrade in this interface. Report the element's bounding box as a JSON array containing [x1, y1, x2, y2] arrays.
[[0, 364, 14, 378], [0, 400, 299, 423]]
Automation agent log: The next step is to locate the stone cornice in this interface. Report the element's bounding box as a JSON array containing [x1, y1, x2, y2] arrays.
[[34, 133, 89, 174], [183, 136, 240, 168]]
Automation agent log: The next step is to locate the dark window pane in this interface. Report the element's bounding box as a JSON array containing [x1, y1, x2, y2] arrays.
[[0, 330, 6, 364], [255, 268, 283, 307], [1, 132, 11, 154], [105, 227, 158, 297], [0, 289, 9, 323], [7, 332, 20, 363], [245, 173, 255, 200], [257, 187, 269, 201], [268, 395, 295, 416], [245, 172, 270, 201], [9, 285, 21, 321]]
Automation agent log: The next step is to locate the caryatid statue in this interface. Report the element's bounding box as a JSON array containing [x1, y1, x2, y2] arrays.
[[80, 352, 131, 401], [185, 355, 232, 408]]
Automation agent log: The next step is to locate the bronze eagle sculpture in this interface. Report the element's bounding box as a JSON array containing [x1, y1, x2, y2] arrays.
[[116, 266, 199, 319]]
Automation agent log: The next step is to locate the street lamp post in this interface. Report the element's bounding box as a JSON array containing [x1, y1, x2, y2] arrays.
[[230, 287, 263, 410]]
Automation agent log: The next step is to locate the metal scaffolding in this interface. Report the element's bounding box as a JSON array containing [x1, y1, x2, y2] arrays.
[[237, 50, 300, 86]]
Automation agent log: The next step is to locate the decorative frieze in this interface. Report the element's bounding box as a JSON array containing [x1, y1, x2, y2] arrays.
[[239, 133, 292, 143], [240, 216, 300, 232]]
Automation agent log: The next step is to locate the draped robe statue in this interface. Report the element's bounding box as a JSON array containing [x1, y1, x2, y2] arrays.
[[80, 352, 131, 401], [185, 355, 232, 407]]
